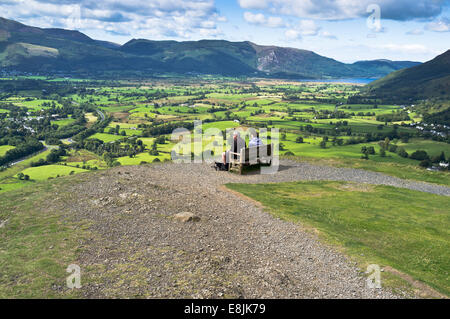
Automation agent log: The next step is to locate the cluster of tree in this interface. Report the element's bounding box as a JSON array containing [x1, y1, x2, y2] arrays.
[[103, 152, 121, 167], [319, 136, 328, 149], [0, 79, 80, 97], [378, 138, 408, 158], [314, 110, 351, 119], [356, 112, 376, 117], [360, 146, 376, 159], [0, 102, 28, 118], [331, 136, 345, 146], [376, 112, 410, 123], [347, 95, 379, 105], [77, 137, 145, 163], [250, 109, 265, 116], [422, 108, 450, 126], [71, 115, 112, 142], [142, 122, 194, 137], [207, 106, 228, 113], [30, 146, 68, 167], [377, 138, 448, 167], [17, 172, 30, 180], [0, 139, 44, 166], [409, 150, 448, 168]]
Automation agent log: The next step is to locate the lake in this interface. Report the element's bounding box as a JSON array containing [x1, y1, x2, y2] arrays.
[[301, 78, 379, 84]]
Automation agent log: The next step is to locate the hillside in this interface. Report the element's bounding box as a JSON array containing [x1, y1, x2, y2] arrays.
[[351, 60, 421, 78], [0, 17, 420, 78], [366, 50, 450, 101], [3, 161, 448, 298]]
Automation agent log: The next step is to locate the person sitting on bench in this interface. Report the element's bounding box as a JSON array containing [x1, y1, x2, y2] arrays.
[[221, 130, 246, 169], [249, 131, 263, 147]]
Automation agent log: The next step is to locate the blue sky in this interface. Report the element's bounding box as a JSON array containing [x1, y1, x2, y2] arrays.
[[1, 0, 449, 62]]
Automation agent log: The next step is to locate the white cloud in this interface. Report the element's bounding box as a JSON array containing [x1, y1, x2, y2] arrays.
[[0, 0, 225, 40], [284, 29, 301, 40], [243, 12, 266, 25], [426, 18, 450, 32], [285, 20, 321, 39], [298, 20, 320, 36], [238, 0, 269, 10], [320, 31, 337, 39], [267, 16, 284, 28], [406, 28, 424, 35], [243, 11, 285, 27], [373, 43, 438, 55], [237, 0, 447, 21]]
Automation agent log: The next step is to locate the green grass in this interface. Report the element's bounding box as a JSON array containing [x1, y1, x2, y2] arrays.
[[51, 118, 75, 127], [288, 156, 450, 186], [397, 138, 450, 158], [0, 145, 15, 157], [0, 178, 90, 298], [88, 133, 124, 143], [202, 120, 240, 131], [0, 149, 52, 194], [227, 181, 450, 296], [13, 99, 62, 110], [117, 152, 170, 165], [19, 165, 89, 181]]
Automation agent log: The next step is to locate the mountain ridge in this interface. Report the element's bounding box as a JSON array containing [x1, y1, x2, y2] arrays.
[[366, 49, 450, 102], [0, 17, 422, 79]]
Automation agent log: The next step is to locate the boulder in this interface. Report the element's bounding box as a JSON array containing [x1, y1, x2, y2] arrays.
[[173, 212, 200, 223]]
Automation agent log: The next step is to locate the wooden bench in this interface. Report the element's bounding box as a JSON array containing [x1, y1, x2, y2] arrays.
[[229, 143, 273, 174]]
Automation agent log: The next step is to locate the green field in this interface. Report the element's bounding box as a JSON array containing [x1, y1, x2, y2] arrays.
[[13, 99, 62, 110], [0, 149, 53, 194], [0, 77, 448, 194], [88, 133, 124, 143], [19, 165, 89, 180], [51, 118, 75, 127], [227, 181, 450, 295], [396, 139, 450, 158], [0, 145, 15, 156], [117, 152, 170, 165]]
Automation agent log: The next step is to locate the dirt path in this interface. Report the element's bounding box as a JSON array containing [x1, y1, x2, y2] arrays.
[[56, 161, 449, 298]]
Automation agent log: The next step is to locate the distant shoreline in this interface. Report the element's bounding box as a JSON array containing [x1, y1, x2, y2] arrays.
[[300, 78, 378, 84]]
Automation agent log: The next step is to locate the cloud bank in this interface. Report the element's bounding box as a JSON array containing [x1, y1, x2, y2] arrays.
[[0, 0, 226, 40], [238, 0, 448, 21]]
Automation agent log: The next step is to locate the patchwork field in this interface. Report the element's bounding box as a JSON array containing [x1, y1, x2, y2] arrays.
[[0, 78, 448, 195]]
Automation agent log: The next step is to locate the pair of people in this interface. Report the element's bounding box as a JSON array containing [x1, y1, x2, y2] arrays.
[[218, 130, 263, 170]]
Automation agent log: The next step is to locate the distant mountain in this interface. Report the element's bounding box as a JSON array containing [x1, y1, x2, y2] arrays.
[[351, 60, 421, 78], [0, 17, 421, 79], [366, 50, 450, 101]]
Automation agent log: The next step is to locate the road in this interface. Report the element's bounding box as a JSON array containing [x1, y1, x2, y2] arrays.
[[96, 109, 105, 122], [8, 144, 57, 167]]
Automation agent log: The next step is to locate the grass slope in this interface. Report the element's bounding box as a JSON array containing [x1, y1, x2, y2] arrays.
[[0, 178, 90, 298], [227, 181, 450, 295], [366, 49, 450, 101]]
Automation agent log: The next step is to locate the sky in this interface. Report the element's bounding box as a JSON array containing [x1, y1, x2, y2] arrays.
[[0, 0, 449, 63]]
